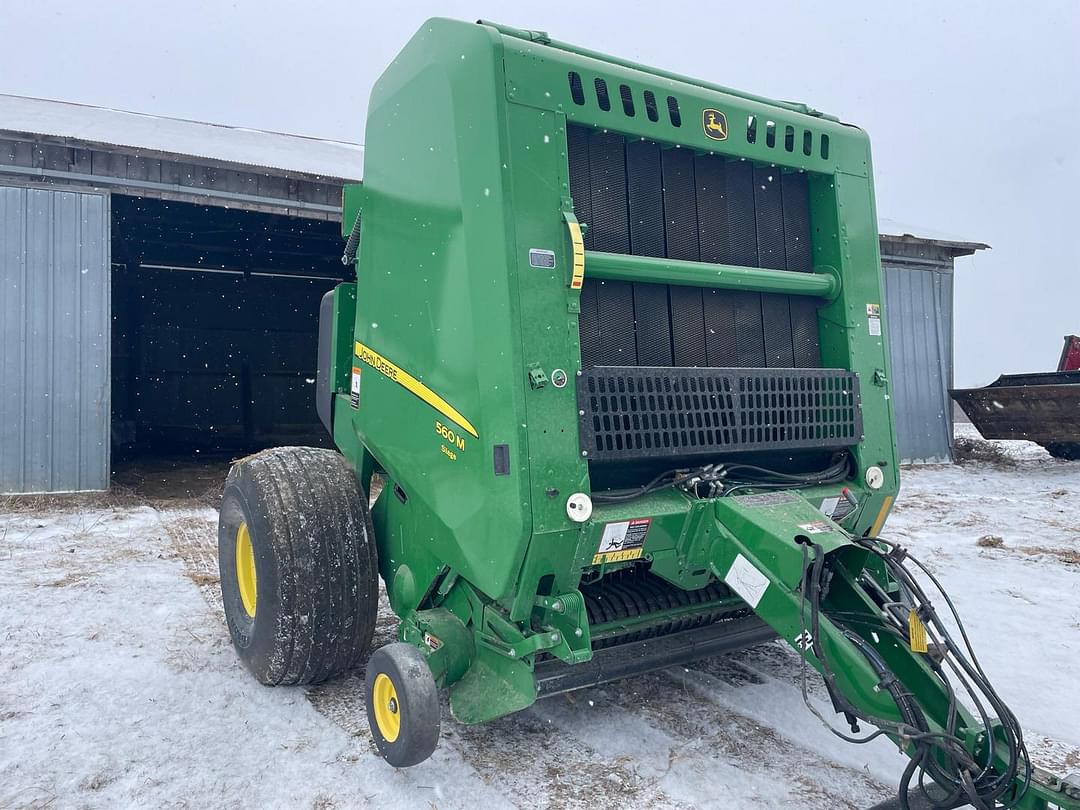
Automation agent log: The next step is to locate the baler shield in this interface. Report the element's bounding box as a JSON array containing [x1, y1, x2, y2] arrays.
[[578, 366, 862, 461]]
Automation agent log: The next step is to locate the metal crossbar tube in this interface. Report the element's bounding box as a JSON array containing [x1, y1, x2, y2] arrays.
[[583, 250, 839, 298]]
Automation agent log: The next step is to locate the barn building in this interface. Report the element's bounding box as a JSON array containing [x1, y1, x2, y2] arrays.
[[0, 95, 983, 493]]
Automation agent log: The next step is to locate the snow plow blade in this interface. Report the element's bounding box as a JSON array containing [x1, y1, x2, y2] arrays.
[[951, 371, 1080, 459]]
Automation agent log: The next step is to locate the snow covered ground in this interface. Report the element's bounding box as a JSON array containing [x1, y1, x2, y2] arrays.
[[2, 428, 1077, 809]]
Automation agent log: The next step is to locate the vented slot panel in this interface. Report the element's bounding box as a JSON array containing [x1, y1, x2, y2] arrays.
[[567, 123, 821, 371], [578, 367, 861, 462]]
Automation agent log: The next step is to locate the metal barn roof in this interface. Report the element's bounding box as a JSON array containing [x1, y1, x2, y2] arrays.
[[0, 93, 363, 180], [877, 216, 989, 256]]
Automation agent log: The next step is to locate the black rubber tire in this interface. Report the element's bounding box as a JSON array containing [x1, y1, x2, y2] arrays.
[[1045, 442, 1080, 461], [217, 446, 378, 685], [364, 643, 440, 767]]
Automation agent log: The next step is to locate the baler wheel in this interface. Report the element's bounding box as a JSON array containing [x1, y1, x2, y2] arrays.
[[217, 446, 379, 685], [364, 643, 440, 767]]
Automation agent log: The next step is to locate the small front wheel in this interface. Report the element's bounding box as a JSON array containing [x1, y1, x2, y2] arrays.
[[365, 643, 440, 767]]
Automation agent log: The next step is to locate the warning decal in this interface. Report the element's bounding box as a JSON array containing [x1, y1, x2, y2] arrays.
[[350, 367, 361, 409], [592, 518, 651, 565], [738, 492, 799, 507], [867, 303, 882, 337]]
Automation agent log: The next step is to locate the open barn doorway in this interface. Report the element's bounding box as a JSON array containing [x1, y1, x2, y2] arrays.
[[109, 195, 349, 499]]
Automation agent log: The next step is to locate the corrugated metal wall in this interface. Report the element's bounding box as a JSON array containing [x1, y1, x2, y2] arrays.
[[0, 184, 110, 493], [882, 262, 954, 463]]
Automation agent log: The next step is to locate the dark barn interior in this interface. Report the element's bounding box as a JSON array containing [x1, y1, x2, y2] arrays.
[[110, 196, 349, 462]]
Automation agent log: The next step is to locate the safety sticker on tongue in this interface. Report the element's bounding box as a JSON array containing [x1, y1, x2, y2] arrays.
[[593, 518, 650, 565], [725, 553, 770, 609]]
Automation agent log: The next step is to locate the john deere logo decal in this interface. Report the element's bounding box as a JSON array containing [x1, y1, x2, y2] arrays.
[[702, 108, 728, 141]]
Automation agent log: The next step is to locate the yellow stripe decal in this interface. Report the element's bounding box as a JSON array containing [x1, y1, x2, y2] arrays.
[[354, 341, 479, 439], [566, 215, 585, 290], [869, 495, 894, 537], [592, 548, 643, 566]]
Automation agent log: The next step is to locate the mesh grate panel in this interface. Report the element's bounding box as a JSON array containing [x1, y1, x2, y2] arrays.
[[626, 140, 666, 258], [660, 148, 700, 261], [761, 293, 795, 368], [578, 367, 861, 462], [670, 286, 708, 367], [595, 280, 637, 365], [633, 283, 673, 366], [723, 160, 759, 267], [753, 165, 786, 270], [567, 123, 822, 372], [790, 297, 822, 368], [781, 172, 812, 273], [587, 130, 630, 253], [703, 289, 739, 367], [732, 290, 767, 367]]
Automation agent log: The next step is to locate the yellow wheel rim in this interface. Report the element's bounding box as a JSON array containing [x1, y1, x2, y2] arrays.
[[235, 522, 257, 618], [372, 673, 401, 743]]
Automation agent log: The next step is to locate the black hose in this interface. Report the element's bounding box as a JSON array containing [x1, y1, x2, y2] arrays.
[[591, 455, 851, 504], [848, 537, 1032, 808]]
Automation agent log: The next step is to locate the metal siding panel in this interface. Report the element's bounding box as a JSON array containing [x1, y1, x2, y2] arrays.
[[883, 264, 952, 463], [80, 192, 110, 487], [939, 272, 954, 389], [939, 272, 955, 455], [52, 192, 79, 489], [0, 186, 28, 491], [0, 183, 109, 493], [897, 268, 922, 461], [927, 270, 952, 460], [24, 189, 51, 491]]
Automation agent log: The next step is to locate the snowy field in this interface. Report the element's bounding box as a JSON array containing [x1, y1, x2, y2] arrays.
[[2, 427, 1077, 809]]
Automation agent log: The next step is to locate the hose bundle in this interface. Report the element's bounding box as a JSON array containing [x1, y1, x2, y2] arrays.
[[590, 454, 851, 504], [798, 536, 1031, 810]]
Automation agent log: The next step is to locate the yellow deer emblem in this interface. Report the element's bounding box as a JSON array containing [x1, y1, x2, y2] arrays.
[[702, 108, 728, 141]]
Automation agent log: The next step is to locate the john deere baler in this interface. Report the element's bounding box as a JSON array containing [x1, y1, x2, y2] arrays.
[[217, 18, 1079, 808]]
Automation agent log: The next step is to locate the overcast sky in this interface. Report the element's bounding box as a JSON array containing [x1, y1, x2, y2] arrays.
[[3, 1, 1077, 386]]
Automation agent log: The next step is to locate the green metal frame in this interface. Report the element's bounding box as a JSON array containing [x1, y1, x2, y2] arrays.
[[320, 18, 1077, 806]]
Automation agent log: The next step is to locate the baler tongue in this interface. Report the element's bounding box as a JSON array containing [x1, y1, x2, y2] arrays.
[[708, 492, 1079, 810]]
